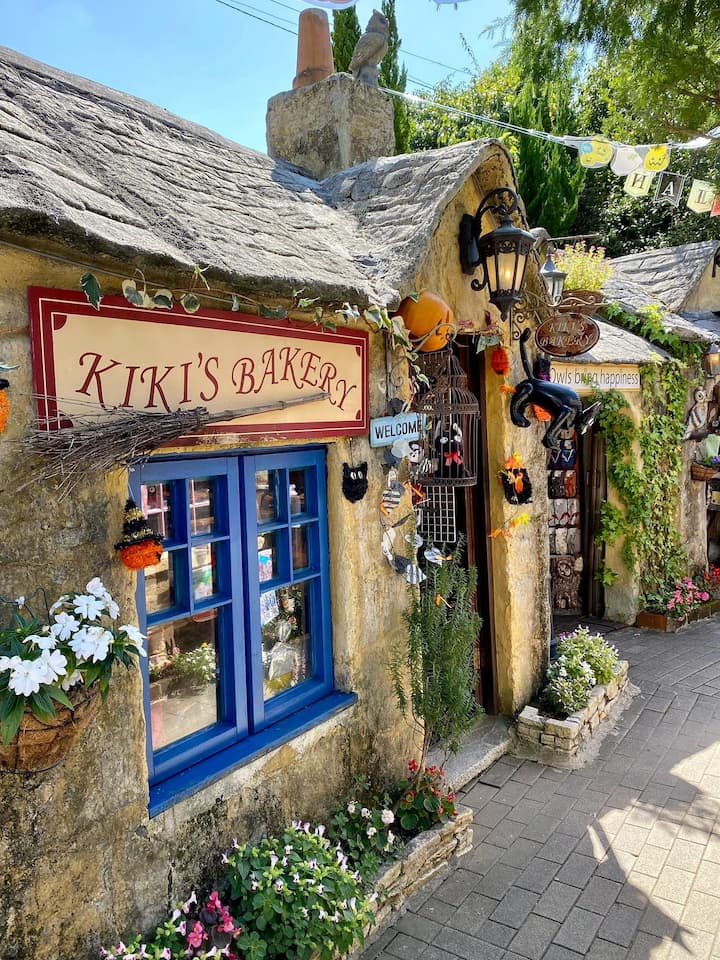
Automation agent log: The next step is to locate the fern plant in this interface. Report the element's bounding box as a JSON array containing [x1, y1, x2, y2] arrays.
[[390, 538, 481, 764]]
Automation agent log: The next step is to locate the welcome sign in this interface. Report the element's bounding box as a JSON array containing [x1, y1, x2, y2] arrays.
[[29, 288, 368, 439]]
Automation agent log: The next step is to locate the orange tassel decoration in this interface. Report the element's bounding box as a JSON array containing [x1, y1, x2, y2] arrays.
[[0, 380, 9, 433], [490, 346, 510, 376], [115, 498, 164, 570], [532, 404, 551, 422]]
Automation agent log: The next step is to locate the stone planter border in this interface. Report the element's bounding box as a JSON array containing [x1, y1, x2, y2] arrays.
[[353, 804, 473, 955], [515, 660, 630, 761]]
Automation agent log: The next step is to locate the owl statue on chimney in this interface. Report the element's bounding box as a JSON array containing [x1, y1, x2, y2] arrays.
[[349, 10, 389, 87]]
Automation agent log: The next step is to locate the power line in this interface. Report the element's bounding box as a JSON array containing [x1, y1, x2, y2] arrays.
[[214, 0, 298, 35]]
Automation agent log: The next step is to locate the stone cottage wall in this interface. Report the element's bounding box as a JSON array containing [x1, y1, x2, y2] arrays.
[[0, 249, 419, 960]]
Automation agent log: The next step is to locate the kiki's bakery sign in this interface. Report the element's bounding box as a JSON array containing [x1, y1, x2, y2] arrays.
[[29, 288, 368, 438]]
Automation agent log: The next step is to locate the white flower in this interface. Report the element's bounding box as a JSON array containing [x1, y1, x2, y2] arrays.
[[69, 625, 112, 663], [8, 659, 46, 696], [85, 577, 107, 598], [347, 801, 357, 815], [49, 594, 71, 614], [73, 594, 106, 621], [292, 872, 300, 884], [315, 824, 326, 837], [37, 649, 68, 683], [284, 844, 293, 854], [0, 655, 21, 673], [105, 598, 120, 620], [61, 669, 83, 691], [275, 880, 284, 892], [367, 826, 377, 837], [51, 612, 80, 642], [360, 807, 370, 819], [317, 908, 327, 920], [387, 830, 395, 845], [14, 596, 25, 608], [301, 907, 309, 919], [120, 624, 147, 655], [381, 809, 395, 825]]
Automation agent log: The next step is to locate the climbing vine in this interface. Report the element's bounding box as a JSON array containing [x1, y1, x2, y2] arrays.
[[593, 358, 694, 598]]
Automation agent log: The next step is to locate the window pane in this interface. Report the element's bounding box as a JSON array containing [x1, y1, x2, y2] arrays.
[[256, 470, 278, 523], [190, 478, 215, 535], [146, 551, 175, 614], [291, 525, 308, 571], [192, 543, 217, 601], [142, 482, 173, 539], [258, 532, 278, 583], [260, 584, 312, 700], [147, 612, 219, 750], [289, 470, 306, 515]]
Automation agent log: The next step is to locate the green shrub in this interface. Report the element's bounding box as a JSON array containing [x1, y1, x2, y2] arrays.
[[394, 759, 456, 834], [326, 781, 398, 884], [223, 823, 374, 960], [543, 627, 619, 716]]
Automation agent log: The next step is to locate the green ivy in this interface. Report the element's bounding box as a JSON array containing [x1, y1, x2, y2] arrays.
[[592, 357, 694, 596]]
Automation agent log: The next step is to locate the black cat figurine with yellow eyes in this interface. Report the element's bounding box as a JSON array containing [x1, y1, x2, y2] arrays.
[[342, 462, 368, 502], [511, 329, 600, 448]]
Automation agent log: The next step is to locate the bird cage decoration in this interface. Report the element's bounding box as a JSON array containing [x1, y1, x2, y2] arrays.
[[411, 350, 480, 488]]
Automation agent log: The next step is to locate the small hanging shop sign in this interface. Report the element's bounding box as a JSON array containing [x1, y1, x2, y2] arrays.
[[535, 314, 600, 358], [550, 362, 641, 394], [369, 413, 423, 448], [29, 288, 368, 440]]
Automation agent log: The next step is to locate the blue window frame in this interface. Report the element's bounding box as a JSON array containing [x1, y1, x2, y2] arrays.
[[131, 448, 352, 814]]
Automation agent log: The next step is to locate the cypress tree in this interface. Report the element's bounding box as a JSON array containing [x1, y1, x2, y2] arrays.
[[379, 0, 410, 154], [331, 8, 361, 74]]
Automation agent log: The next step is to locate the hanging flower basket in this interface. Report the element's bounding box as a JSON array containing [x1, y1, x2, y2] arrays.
[[691, 461, 717, 481], [0, 684, 100, 773]]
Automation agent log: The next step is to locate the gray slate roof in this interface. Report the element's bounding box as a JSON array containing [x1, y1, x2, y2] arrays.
[[0, 46, 512, 306], [558, 317, 670, 365], [608, 240, 719, 312], [602, 271, 715, 343]]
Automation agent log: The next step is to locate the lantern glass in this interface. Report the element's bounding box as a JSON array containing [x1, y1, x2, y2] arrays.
[[476, 215, 534, 320], [703, 343, 720, 378], [540, 252, 567, 306]]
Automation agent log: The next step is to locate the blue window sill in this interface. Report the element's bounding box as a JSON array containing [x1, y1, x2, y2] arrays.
[[149, 691, 358, 817]]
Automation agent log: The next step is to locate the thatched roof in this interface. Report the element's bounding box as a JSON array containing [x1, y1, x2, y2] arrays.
[[0, 46, 514, 306]]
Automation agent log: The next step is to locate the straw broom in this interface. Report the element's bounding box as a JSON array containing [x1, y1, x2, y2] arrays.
[[23, 391, 330, 495]]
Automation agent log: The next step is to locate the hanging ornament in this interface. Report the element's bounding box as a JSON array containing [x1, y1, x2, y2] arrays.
[[687, 180, 717, 214], [498, 453, 533, 505], [624, 170, 655, 198], [342, 462, 368, 502], [610, 146, 643, 176], [654, 172, 686, 208], [491, 346, 511, 376], [577, 137, 614, 169], [115, 498, 164, 570], [642, 144, 671, 172]]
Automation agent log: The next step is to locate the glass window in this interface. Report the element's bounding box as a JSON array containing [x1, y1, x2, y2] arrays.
[[133, 449, 333, 808]]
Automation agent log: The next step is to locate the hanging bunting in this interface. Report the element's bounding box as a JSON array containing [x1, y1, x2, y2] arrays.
[[577, 137, 614, 169], [642, 144, 671, 172], [610, 146, 644, 176], [687, 179, 717, 214], [711, 196, 720, 218], [624, 170, 655, 198], [653, 172, 687, 207]]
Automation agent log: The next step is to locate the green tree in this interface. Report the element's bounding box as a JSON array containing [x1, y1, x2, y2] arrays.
[[379, 0, 410, 154], [330, 8, 361, 74], [510, 0, 720, 138]]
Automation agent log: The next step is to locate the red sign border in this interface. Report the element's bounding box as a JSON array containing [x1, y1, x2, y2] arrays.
[[28, 287, 369, 440]]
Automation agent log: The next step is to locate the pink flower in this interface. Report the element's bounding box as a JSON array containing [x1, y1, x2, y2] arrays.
[[187, 921, 204, 948], [702, 592, 709, 601]]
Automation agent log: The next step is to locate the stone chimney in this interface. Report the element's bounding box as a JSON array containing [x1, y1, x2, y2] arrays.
[[266, 8, 396, 180]]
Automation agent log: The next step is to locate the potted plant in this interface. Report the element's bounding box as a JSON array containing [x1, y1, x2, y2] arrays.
[[168, 643, 216, 695], [636, 575, 716, 630], [0, 578, 146, 771]]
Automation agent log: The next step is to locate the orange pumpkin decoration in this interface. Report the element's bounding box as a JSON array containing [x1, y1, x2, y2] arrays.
[[396, 292, 455, 352], [0, 380, 9, 433], [118, 540, 164, 570], [115, 498, 164, 570], [490, 346, 510, 376]]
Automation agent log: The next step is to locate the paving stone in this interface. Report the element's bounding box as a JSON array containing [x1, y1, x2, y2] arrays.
[[596, 903, 643, 947], [489, 887, 539, 929], [577, 877, 622, 915], [475, 919, 516, 947], [396, 913, 444, 944], [652, 866, 695, 904], [692, 860, 719, 895], [474, 863, 523, 900], [596, 849, 639, 883], [385, 933, 428, 958], [615, 870, 656, 909], [533, 881, 581, 922], [586, 937, 630, 960], [478, 759, 523, 788], [646, 821, 681, 850], [433, 869, 478, 907], [443, 893, 500, 935], [521, 815, 564, 844], [516, 857, 561, 894], [626, 932, 670, 960], [494, 780, 531, 806], [558, 809, 598, 838], [554, 907, 604, 953], [508, 915, 561, 960], [474, 802, 511, 829], [431, 926, 505, 960], [680, 891, 720, 934], [505, 799, 548, 825], [463, 782, 501, 809], [633, 844, 669, 878], [574, 829, 612, 859], [416, 896, 457, 925], [464, 843, 505, 876], [500, 838, 543, 869], [666, 839, 705, 873], [668, 926, 715, 960], [555, 853, 598, 889], [542, 946, 584, 960], [538, 833, 580, 864], [485, 819, 525, 850], [614, 824, 652, 856]]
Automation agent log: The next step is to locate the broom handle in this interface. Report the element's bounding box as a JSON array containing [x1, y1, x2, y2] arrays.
[[205, 391, 331, 422]]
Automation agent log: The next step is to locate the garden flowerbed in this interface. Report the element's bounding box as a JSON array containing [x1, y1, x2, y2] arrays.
[[635, 600, 720, 632], [516, 659, 630, 761]]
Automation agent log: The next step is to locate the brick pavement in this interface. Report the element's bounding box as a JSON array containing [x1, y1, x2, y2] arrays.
[[364, 620, 720, 960]]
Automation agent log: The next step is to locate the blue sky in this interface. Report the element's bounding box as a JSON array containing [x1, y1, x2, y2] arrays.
[[2, 0, 512, 153]]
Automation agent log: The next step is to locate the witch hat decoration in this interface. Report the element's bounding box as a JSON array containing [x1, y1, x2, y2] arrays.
[[114, 498, 164, 570]]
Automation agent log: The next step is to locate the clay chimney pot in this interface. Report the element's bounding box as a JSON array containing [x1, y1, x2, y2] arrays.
[[293, 8, 334, 90]]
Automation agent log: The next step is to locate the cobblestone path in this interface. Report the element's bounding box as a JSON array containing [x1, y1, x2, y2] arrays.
[[366, 621, 720, 960]]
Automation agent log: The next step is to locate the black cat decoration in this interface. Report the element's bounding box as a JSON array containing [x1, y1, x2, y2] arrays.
[[511, 329, 600, 448], [501, 468, 533, 505], [342, 462, 368, 502]]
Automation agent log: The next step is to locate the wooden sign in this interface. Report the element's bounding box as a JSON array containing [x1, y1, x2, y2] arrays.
[[535, 314, 600, 358], [29, 288, 369, 439], [550, 362, 641, 394], [369, 413, 423, 448]]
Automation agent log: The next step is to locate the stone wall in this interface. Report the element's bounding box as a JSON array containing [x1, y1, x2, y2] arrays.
[[0, 248, 419, 960]]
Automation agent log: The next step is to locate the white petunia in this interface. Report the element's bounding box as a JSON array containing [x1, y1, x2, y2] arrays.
[[0, 655, 21, 673], [69, 625, 112, 663], [49, 594, 71, 614], [73, 594, 105, 621], [347, 801, 357, 814], [61, 670, 83, 692], [85, 577, 106, 598], [119, 624, 147, 655], [367, 826, 377, 837], [38, 648, 68, 683], [360, 807, 370, 819], [8, 659, 46, 696], [50, 612, 80, 642], [381, 809, 395, 825], [105, 598, 120, 620]]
